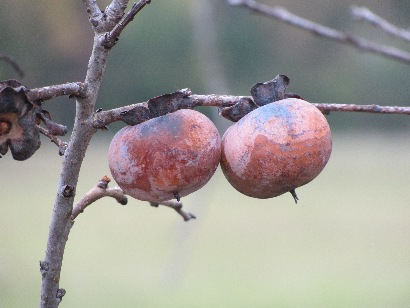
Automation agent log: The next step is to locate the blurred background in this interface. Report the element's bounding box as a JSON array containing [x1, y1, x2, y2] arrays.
[[1, 0, 410, 307]]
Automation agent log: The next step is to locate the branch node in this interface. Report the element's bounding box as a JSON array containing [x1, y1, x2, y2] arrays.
[[56, 288, 66, 302], [62, 185, 75, 198], [97, 175, 111, 189], [71, 176, 128, 221], [39, 261, 49, 277]]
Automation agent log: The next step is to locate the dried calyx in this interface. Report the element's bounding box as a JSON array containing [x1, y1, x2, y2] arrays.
[[0, 80, 67, 160], [220, 74, 301, 122]]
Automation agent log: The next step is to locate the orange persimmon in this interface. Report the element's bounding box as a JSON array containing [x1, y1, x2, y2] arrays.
[[108, 109, 221, 203], [220, 98, 332, 199]]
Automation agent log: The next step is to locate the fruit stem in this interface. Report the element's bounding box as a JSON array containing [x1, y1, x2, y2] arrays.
[[290, 190, 299, 204], [173, 192, 181, 202]]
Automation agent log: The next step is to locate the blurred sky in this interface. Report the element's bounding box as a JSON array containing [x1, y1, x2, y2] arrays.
[[1, 0, 410, 132]]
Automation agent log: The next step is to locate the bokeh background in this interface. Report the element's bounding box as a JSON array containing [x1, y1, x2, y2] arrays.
[[1, 0, 410, 307]]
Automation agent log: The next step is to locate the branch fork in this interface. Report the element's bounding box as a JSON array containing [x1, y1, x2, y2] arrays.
[[102, 0, 152, 48], [71, 176, 196, 222], [71, 175, 127, 220]]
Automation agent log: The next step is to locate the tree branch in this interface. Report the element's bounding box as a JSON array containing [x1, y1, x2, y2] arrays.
[[27, 82, 85, 103], [313, 103, 410, 115], [0, 53, 24, 77], [37, 126, 68, 156], [150, 201, 196, 222], [228, 0, 410, 64], [71, 175, 127, 220], [40, 0, 152, 306], [103, 0, 151, 48], [92, 91, 246, 128], [71, 176, 195, 222], [351, 6, 410, 43], [92, 89, 410, 129]]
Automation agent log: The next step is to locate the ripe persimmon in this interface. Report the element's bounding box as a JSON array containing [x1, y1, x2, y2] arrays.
[[220, 98, 332, 200], [108, 109, 221, 203]]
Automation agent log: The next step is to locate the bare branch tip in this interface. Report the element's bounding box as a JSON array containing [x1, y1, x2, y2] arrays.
[[149, 200, 196, 222], [101, 175, 111, 183], [119, 196, 128, 205], [28, 81, 85, 102], [183, 212, 197, 222], [97, 175, 111, 189]]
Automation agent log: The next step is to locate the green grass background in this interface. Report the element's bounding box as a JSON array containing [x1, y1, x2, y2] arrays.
[[1, 132, 410, 307]]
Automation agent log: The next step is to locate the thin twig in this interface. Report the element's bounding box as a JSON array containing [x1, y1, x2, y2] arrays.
[[103, 0, 151, 48], [228, 0, 410, 64], [92, 92, 410, 128], [351, 6, 410, 43], [150, 201, 196, 222], [190, 94, 246, 107], [312, 103, 410, 115], [37, 126, 68, 156], [92, 92, 248, 128], [71, 176, 195, 222], [0, 53, 24, 77], [28, 82, 84, 103], [71, 176, 127, 220]]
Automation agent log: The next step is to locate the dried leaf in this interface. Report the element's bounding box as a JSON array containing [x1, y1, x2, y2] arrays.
[[250, 74, 289, 106]]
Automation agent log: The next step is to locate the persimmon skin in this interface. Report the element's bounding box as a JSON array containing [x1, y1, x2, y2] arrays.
[[221, 98, 332, 199], [108, 109, 221, 203]]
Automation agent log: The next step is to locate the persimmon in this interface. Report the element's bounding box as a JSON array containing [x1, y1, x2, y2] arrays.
[[220, 98, 332, 200], [108, 109, 221, 203]]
